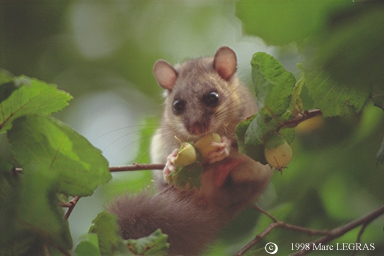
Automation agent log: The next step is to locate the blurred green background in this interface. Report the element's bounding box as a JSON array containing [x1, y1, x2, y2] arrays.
[[1, 1, 383, 255]]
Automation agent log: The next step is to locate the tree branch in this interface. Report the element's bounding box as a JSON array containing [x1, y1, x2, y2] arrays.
[[278, 109, 322, 130], [109, 163, 164, 172], [235, 206, 330, 256], [14, 163, 165, 174], [351, 222, 369, 256], [60, 164, 165, 219], [252, 205, 330, 236], [235, 204, 384, 256], [63, 196, 81, 220], [291, 204, 384, 256], [234, 221, 282, 256]]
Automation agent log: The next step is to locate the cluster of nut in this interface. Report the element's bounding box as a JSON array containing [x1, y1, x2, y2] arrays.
[[167, 133, 221, 190], [168, 132, 293, 190]]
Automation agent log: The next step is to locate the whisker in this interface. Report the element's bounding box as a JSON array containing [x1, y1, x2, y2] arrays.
[[213, 96, 257, 122], [213, 83, 256, 118], [113, 135, 151, 163], [91, 124, 159, 143]]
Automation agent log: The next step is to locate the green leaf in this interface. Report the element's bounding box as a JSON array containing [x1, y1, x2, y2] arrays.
[[311, 5, 384, 88], [0, 69, 19, 103], [238, 53, 296, 161], [0, 75, 72, 133], [244, 112, 273, 146], [0, 160, 71, 254], [17, 165, 72, 250], [376, 137, 384, 165], [302, 4, 384, 117], [290, 78, 305, 116], [75, 241, 102, 256], [0, 69, 14, 85], [0, 160, 19, 248], [127, 229, 169, 255], [89, 211, 129, 256], [371, 84, 384, 112], [169, 161, 203, 190], [303, 67, 370, 117], [236, 0, 350, 45], [236, 115, 266, 164], [236, 53, 298, 163], [279, 128, 295, 145], [236, 113, 267, 164], [75, 234, 102, 256], [8, 115, 111, 196], [235, 114, 255, 151], [251, 52, 296, 116]]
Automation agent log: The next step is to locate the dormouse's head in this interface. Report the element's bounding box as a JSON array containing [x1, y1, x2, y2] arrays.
[[153, 47, 243, 139]]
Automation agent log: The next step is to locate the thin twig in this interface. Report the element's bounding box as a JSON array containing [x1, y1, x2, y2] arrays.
[[356, 222, 369, 244], [279, 222, 330, 236], [60, 164, 164, 217], [58, 164, 165, 219], [351, 222, 369, 256], [14, 163, 165, 174], [53, 244, 72, 256], [253, 205, 330, 236], [252, 205, 279, 222], [278, 109, 323, 130], [63, 196, 81, 220], [234, 222, 282, 256], [109, 163, 164, 172], [235, 206, 330, 256], [59, 202, 73, 208]]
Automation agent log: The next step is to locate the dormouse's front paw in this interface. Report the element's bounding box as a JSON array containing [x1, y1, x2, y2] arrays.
[[163, 148, 179, 182], [206, 136, 231, 164]]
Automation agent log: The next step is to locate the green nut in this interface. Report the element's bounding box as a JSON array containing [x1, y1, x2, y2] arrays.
[[194, 133, 221, 163], [173, 142, 197, 167], [264, 133, 292, 169]]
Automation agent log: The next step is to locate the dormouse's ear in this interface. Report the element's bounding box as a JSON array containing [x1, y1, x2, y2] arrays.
[[213, 46, 237, 81], [153, 60, 178, 90]]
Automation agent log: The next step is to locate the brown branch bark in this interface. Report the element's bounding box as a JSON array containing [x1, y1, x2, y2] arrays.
[[234, 222, 282, 256], [109, 163, 164, 172], [252, 205, 330, 236], [278, 109, 322, 130], [351, 222, 369, 256], [60, 164, 164, 219], [235, 206, 330, 256], [53, 244, 72, 256], [14, 163, 165, 174], [63, 196, 81, 220]]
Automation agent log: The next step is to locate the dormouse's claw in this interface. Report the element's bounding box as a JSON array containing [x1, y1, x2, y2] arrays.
[[167, 158, 177, 172], [167, 148, 179, 160], [208, 148, 229, 164], [163, 164, 172, 182], [163, 148, 179, 182], [206, 136, 231, 164]]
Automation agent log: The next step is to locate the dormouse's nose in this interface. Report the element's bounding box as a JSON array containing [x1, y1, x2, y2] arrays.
[[189, 122, 205, 136]]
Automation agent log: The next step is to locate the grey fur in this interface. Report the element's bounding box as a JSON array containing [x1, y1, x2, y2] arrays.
[[108, 189, 223, 256]]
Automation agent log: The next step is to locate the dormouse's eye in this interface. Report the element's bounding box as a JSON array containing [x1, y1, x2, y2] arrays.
[[203, 91, 219, 107], [173, 99, 185, 114]]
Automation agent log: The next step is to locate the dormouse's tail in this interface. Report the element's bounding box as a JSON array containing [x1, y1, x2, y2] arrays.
[[107, 189, 223, 256]]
